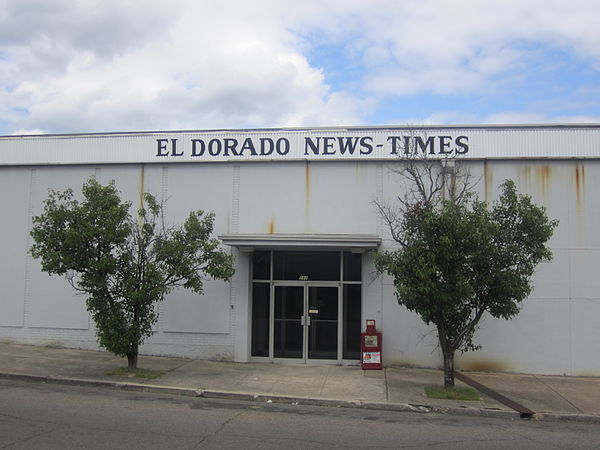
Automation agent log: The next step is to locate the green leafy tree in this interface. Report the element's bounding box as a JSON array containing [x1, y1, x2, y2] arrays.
[[375, 158, 557, 387], [30, 178, 234, 369]]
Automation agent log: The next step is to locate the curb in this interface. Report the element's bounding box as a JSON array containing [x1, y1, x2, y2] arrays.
[[1, 372, 598, 424]]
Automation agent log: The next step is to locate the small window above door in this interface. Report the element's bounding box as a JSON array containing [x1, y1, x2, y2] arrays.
[[273, 251, 340, 281]]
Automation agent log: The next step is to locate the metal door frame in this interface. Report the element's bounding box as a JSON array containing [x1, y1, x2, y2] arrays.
[[271, 281, 341, 364]]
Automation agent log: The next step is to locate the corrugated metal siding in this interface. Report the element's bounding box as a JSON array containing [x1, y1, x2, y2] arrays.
[[467, 127, 600, 159], [1, 156, 600, 374], [1, 125, 599, 165]]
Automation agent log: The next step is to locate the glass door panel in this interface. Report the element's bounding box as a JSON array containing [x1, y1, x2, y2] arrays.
[[307, 286, 338, 360], [274, 286, 304, 358]]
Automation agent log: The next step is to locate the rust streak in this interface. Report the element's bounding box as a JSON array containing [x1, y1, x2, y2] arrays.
[[138, 164, 146, 219], [519, 166, 531, 190], [537, 166, 550, 189], [575, 164, 585, 211], [574, 164, 586, 245], [484, 161, 493, 204], [268, 217, 275, 234], [536, 165, 551, 203], [305, 162, 311, 198]]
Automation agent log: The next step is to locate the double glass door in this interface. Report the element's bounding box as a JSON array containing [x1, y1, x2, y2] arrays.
[[250, 250, 362, 362], [274, 284, 339, 361]]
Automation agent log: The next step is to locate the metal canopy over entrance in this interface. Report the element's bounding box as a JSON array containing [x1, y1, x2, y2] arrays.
[[219, 233, 381, 252]]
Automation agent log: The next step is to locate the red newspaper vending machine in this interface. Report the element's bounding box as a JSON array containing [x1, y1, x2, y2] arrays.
[[361, 320, 382, 370]]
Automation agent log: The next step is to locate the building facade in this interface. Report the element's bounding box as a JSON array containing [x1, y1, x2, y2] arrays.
[[1, 125, 598, 375]]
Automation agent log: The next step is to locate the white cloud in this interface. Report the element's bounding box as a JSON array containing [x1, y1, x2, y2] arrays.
[[1, 0, 599, 133], [343, 0, 600, 98], [484, 112, 600, 125], [0, 0, 375, 133], [402, 111, 600, 126]]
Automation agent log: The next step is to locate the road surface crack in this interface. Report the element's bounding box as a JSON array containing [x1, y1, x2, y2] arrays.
[[0, 425, 63, 449], [191, 410, 245, 448]]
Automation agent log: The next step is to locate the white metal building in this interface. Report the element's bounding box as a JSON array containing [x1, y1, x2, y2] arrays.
[[1, 125, 598, 376]]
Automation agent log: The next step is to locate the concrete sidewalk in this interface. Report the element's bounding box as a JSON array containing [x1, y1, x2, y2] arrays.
[[1, 343, 599, 423]]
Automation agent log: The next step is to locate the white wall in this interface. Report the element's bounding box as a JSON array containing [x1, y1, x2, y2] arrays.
[[1, 158, 599, 375]]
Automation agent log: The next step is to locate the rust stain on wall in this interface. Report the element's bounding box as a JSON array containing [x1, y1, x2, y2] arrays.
[[484, 161, 493, 204], [518, 166, 532, 199], [268, 216, 276, 234], [575, 164, 585, 211], [574, 164, 586, 244], [519, 165, 551, 203], [536, 165, 551, 203], [460, 358, 512, 373], [138, 164, 146, 209], [305, 162, 311, 199]]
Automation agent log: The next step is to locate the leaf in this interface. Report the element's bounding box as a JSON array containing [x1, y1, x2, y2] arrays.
[[30, 177, 235, 364]]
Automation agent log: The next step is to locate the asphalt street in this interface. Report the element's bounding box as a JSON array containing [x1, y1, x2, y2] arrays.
[[1, 378, 599, 449]]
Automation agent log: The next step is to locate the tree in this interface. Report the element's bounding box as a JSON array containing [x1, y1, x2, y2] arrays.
[[30, 178, 235, 369], [375, 157, 558, 388]]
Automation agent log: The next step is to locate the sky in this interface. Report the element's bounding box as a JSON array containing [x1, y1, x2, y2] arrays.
[[1, 0, 600, 135]]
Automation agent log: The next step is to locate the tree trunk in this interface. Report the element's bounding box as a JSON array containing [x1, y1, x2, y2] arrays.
[[127, 350, 138, 370], [437, 325, 455, 388], [442, 347, 455, 388]]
